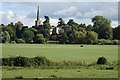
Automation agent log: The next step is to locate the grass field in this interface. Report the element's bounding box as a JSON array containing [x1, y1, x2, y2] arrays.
[[2, 44, 118, 78], [2, 44, 118, 63], [2, 67, 118, 78]]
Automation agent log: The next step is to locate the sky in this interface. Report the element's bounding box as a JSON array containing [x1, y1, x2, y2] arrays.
[[0, 2, 118, 28]]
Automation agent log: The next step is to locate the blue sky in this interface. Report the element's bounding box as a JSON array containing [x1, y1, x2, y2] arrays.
[[0, 2, 118, 27]]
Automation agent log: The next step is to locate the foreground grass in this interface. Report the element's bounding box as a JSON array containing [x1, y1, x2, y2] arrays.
[[2, 67, 118, 78], [2, 44, 118, 78], [2, 44, 118, 63]]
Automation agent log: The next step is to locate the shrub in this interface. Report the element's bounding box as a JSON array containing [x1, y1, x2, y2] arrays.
[[98, 39, 118, 45], [98, 39, 110, 45], [2, 57, 15, 66], [33, 34, 45, 44], [97, 57, 107, 64], [14, 56, 31, 67], [2, 56, 52, 67], [112, 40, 118, 45], [32, 56, 51, 66], [16, 39, 25, 43]]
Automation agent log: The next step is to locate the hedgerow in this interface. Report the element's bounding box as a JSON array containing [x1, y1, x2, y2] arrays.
[[2, 56, 52, 67], [1, 56, 118, 70]]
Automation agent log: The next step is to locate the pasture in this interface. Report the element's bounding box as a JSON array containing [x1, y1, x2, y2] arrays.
[[2, 67, 118, 78], [2, 44, 118, 78], [2, 44, 118, 63]]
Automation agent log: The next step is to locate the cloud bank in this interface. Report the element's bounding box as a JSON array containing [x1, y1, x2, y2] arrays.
[[1, 2, 118, 28]]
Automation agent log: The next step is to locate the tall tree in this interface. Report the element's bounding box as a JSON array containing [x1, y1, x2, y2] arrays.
[[67, 19, 79, 31], [6, 23, 16, 41], [57, 18, 67, 34], [69, 31, 86, 44], [92, 16, 113, 39], [86, 31, 98, 44], [59, 33, 68, 44], [43, 16, 51, 40], [57, 18, 65, 27], [15, 21, 23, 38]]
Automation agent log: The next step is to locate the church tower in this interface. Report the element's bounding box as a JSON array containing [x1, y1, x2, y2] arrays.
[[35, 6, 41, 26]]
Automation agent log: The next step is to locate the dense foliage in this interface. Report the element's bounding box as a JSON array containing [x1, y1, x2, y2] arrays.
[[0, 15, 119, 44], [2, 56, 52, 67], [2, 56, 118, 70]]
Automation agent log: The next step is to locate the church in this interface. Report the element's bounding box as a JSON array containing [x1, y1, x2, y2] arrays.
[[32, 6, 60, 35]]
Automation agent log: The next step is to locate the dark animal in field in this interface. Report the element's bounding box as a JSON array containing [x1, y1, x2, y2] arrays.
[[80, 45, 83, 47]]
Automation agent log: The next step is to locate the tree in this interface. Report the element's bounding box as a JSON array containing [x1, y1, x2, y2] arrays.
[[79, 23, 87, 29], [57, 18, 65, 27], [86, 24, 93, 31], [15, 21, 23, 30], [22, 29, 34, 43], [113, 25, 120, 40], [43, 16, 51, 29], [33, 34, 45, 44], [69, 31, 86, 44], [1, 24, 6, 32], [57, 18, 70, 35], [6, 25, 16, 41], [59, 33, 68, 44], [92, 15, 113, 39], [43, 16, 51, 40], [67, 19, 79, 31], [86, 31, 98, 44], [8, 22, 15, 30], [29, 28, 38, 36], [15, 21, 23, 38], [2, 31, 10, 43]]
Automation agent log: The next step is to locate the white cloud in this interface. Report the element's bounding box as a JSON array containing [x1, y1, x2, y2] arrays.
[[0, 11, 4, 18], [26, 11, 36, 19], [1, 10, 59, 27], [7, 11, 14, 17], [83, 7, 118, 20], [1, 10, 35, 27], [50, 18, 58, 26], [76, 18, 93, 25], [1, 8, 118, 28], [53, 5, 118, 22], [111, 20, 118, 28], [83, 8, 103, 18], [53, 6, 78, 17]]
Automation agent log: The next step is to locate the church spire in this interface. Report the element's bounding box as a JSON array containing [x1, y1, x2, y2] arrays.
[[35, 6, 41, 26], [37, 6, 40, 20]]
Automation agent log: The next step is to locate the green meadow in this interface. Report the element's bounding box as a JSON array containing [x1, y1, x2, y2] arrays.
[[2, 44, 118, 78], [2, 44, 118, 62], [2, 67, 118, 78]]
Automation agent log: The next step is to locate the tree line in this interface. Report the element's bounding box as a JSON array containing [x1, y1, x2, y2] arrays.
[[0, 15, 119, 44]]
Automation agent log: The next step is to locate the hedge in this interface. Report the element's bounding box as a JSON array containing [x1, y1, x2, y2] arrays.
[[2, 56, 52, 67]]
